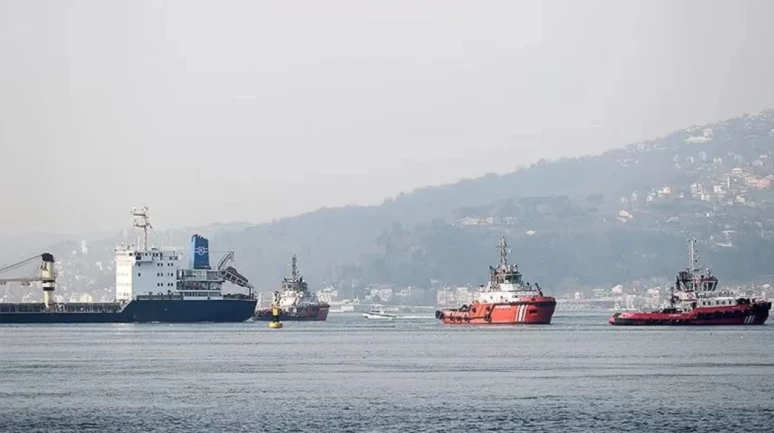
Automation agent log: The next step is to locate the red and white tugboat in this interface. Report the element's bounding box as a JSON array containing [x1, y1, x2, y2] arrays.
[[609, 239, 771, 326], [435, 236, 556, 325]]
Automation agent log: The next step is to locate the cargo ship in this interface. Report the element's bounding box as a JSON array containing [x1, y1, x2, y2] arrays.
[[0, 207, 257, 323], [253, 255, 329, 321], [609, 239, 771, 326], [435, 236, 556, 325]]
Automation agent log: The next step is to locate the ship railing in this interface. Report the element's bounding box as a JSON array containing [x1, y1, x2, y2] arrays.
[[488, 286, 542, 294], [0, 303, 48, 313], [0, 302, 125, 314], [136, 294, 184, 301], [59, 303, 124, 313], [223, 293, 254, 300]]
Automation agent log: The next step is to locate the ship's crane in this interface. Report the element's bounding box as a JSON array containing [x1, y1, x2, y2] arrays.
[[215, 251, 254, 298], [216, 251, 235, 271], [0, 253, 57, 308]]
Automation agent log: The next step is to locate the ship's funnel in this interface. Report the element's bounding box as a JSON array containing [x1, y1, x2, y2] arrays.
[[189, 235, 211, 270]]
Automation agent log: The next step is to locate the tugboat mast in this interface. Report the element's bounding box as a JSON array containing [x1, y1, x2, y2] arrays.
[[688, 238, 699, 277], [291, 254, 299, 282], [498, 235, 509, 267]]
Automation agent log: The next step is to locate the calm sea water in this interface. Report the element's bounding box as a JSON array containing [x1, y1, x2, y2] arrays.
[[0, 312, 772, 433]]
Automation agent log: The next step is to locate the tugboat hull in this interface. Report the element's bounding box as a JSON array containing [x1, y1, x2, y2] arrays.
[[437, 298, 556, 325], [609, 302, 771, 326]]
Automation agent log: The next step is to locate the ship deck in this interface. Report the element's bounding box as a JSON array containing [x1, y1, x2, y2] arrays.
[[0, 302, 123, 314]]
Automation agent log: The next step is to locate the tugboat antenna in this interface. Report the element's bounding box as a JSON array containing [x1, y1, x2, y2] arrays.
[[688, 238, 699, 276], [291, 254, 299, 282], [498, 235, 510, 267]]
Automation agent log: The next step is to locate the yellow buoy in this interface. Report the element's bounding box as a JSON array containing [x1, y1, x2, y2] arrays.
[[269, 306, 283, 329]]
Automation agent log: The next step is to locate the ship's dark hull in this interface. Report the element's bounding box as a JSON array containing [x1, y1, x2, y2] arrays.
[[253, 304, 329, 321], [0, 299, 257, 324]]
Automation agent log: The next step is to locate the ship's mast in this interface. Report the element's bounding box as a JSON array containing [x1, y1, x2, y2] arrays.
[[669, 283, 675, 307], [498, 235, 509, 267], [291, 254, 299, 282], [131, 207, 152, 251], [687, 238, 699, 277]]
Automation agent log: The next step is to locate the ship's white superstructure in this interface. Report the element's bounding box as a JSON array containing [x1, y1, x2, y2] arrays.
[[665, 239, 729, 312], [114, 207, 226, 303], [272, 255, 323, 309], [115, 247, 181, 302], [476, 236, 544, 304]]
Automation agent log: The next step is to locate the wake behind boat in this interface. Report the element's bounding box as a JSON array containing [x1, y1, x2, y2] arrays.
[[609, 239, 771, 326], [363, 308, 396, 320]]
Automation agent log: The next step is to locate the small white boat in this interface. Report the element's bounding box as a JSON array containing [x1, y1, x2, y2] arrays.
[[362, 309, 396, 320]]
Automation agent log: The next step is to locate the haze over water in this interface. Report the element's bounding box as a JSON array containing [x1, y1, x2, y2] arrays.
[[3, 1, 774, 234], [1, 313, 772, 433]]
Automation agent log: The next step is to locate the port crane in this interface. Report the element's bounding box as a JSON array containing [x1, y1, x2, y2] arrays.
[[0, 253, 57, 308]]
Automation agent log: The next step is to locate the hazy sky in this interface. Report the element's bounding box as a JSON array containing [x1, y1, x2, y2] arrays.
[[1, 0, 773, 235]]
